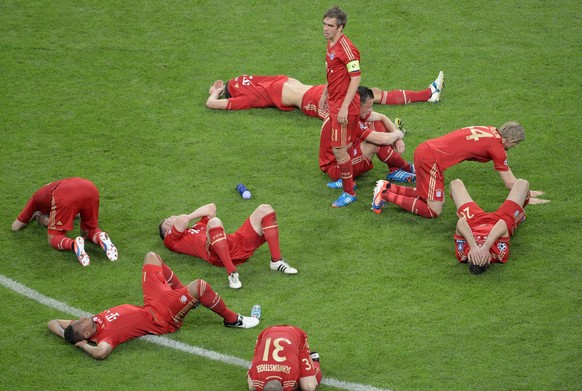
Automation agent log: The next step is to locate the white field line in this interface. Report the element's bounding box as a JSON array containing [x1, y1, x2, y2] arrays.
[[0, 274, 392, 391]]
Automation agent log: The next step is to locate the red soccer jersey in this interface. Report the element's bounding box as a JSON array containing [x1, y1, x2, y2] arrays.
[[248, 325, 317, 391], [90, 304, 165, 349], [163, 217, 264, 266], [325, 34, 360, 114], [226, 75, 295, 111], [423, 126, 509, 171]]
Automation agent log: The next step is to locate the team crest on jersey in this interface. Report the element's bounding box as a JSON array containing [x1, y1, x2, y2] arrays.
[[329, 51, 335, 60], [436, 189, 443, 198], [504, 159, 508, 166], [180, 295, 188, 304], [456, 239, 466, 253], [497, 242, 507, 252]]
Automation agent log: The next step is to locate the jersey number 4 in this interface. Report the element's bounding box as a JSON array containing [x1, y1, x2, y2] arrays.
[[465, 126, 499, 141]]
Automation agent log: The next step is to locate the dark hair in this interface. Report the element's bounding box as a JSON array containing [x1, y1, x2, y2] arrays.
[[358, 86, 374, 103], [64, 324, 85, 344], [264, 380, 283, 391], [469, 263, 488, 275], [323, 6, 347, 28], [158, 220, 166, 240]]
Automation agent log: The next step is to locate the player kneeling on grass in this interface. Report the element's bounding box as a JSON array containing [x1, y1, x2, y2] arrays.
[[248, 325, 322, 391], [11, 177, 117, 266], [48, 252, 259, 360], [159, 203, 297, 290], [450, 178, 548, 275]]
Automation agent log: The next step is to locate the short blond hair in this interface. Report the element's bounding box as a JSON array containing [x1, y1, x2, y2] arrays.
[[499, 121, 525, 143]]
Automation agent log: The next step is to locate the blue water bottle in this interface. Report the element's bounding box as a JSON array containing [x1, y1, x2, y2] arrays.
[[236, 184, 252, 199], [251, 304, 261, 319]]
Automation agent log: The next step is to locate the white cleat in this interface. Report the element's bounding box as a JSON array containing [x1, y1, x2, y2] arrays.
[[224, 314, 260, 329], [428, 71, 444, 103], [74, 237, 90, 266], [228, 272, 242, 289], [98, 232, 118, 261], [270, 259, 298, 274]]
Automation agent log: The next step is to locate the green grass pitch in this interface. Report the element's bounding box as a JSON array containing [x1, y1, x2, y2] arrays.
[[1, 1, 581, 390]]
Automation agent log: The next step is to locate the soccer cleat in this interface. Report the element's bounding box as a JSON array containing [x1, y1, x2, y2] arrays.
[[98, 232, 118, 261], [331, 192, 357, 208], [224, 314, 260, 329], [270, 259, 298, 274], [310, 351, 320, 362], [228, 272, 242, 289], [74, 237, 90, 267], [428, 71, 444, 103], [387, 169, 416, 183], [326, 179, 357, 190], [371, 180, 390, 214]]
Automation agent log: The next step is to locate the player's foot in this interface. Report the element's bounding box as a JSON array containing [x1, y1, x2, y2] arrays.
[[228, 272, 242, 289], [98, 232, 118, 261], [73, 237, 90, 267], [371, 180, 390, 214], [387, 169, 416, 183], [410, 163, 415, 174], [270, 258, 298, 274], [326, 179, 357, 190], [224, 314, 260, 329], [428, 71, 444, 103], [332, 192, 357, 208], [310, 351, 320, 362]]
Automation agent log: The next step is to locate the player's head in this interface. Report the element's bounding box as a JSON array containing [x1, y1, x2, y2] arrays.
[[469, 263, 488, 275], [498, 121, 525, 150], [263, 380, 283, 391], [158, 216, 177, 240], [64, 317, 95, 344], [358, 86, 374, 118], [323, 6, 347, 40]]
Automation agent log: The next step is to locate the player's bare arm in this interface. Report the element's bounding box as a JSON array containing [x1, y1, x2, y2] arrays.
[[470, 219, 508, 266], [174, 204, 217, 231], [48, 319, 73, 339], [338, 75, 361, 124], [75, 340, 113, 360], [319, 85, 328, 111], [364, 129, 404, 146], [206, 80, 228, 110]]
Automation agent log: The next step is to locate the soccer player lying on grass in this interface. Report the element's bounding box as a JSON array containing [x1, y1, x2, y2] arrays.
[[159, 203, 297, 290], [371, 122, 546, 217], [322, 86, 415, 192], [248, 325, 322, 391], [48, 252, 259, 360], [12, 177, 117, 266], [206, 71, 444, 119], [450, 178, 548, 274]]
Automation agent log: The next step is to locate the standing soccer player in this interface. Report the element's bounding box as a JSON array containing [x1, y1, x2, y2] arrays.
[[320, 6, 361, 207]]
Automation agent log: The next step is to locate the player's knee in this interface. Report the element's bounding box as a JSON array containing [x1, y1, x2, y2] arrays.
[[144, 251, 162, 265], [256, 204, 274, 216], [514, 178, 530, 193], [188, 279, 203, 298], [449, 179, 464, 193], [207, 217, 223, 228]]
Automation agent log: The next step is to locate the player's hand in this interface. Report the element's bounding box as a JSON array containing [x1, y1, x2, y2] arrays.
[[530, 190, 544, 197], [394, 139, 405, 154], [75, 340, 88, 348], [337, 107, 348, 125], [468, 247, 490, 266], [529, 197, 550, 204], [209, 80, 225, 95]]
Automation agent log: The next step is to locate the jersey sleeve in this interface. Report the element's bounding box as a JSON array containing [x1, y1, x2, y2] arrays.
[[490, 144, 509, 171]]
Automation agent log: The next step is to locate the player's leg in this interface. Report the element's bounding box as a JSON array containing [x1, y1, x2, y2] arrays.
[[372, 87, 431, 105], [207, 217, 240, 289], [449, 179, 474, 210], [187, 278, 259, 328], [144, 252, 185, 289], [249, 204, 297, 274], [506, 178, 530, 207]]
